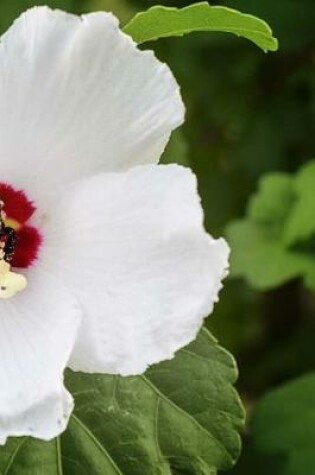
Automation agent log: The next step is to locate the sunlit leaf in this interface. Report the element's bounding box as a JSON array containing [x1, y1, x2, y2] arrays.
[[226, 160, 315, 291], [123, 2, 278, 52], [226, 221, 306, 290]]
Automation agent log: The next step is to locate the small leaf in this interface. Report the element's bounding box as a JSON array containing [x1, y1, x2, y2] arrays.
[[123, 2, 278, 52], [252, 373, 315, 475], [226, 160, 315, 291], [226, 221, 306, 290], [0, 328, 244, 474]]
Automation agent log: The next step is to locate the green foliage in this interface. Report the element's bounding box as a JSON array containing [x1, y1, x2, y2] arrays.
[[251, 373, 315, 475], [0, 0, 80, 31], [247, 174, 295, 225], [284, 161, 315, 247], [161, 129, 190, 166], [84, 0, 136, 23], [0, 329, 244, 474], [123, 2, 278, 51], [226, 160, 315, 291], [225, 0, 315, 52]]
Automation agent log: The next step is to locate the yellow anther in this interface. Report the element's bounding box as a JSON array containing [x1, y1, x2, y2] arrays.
[[0, 260, 27, 299], [4, 218, 21, 230]]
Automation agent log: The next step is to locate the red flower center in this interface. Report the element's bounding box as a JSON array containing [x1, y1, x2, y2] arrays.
[[0, 183, 42, 268]]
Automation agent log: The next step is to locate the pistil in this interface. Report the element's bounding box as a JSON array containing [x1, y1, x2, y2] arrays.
[[0, 200, 27, 299]]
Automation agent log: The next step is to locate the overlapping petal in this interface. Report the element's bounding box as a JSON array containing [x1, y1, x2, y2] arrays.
[[0, 268, 81, 443], [0, 7, 184, 205], [42, 165, 229, 375]]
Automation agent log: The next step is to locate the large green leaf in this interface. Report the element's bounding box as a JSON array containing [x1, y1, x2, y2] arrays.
[[251, 373, 315, 475], [123, 2, 278, 52], [0, 328, 244, 475]]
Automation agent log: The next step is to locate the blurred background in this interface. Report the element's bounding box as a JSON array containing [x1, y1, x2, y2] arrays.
[[1, 0, 314, 472]]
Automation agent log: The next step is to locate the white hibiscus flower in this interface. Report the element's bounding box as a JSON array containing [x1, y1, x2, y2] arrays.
[[0, 6, 229, 444]]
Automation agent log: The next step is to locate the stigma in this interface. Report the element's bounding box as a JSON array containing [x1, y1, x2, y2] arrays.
[[0, 259, 27, 299], [0, 184, 42, 299], [0, 200, 27, 298]]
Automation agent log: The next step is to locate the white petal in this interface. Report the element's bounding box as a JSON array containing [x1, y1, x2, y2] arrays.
[[42, 165, 229, 376], [0, 7, 184, 203], [0, 267, 81, 443]]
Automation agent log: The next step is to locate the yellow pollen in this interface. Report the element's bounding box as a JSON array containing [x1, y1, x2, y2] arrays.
[[5, 218, 21, 230], [0, 250, 27, 299]]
